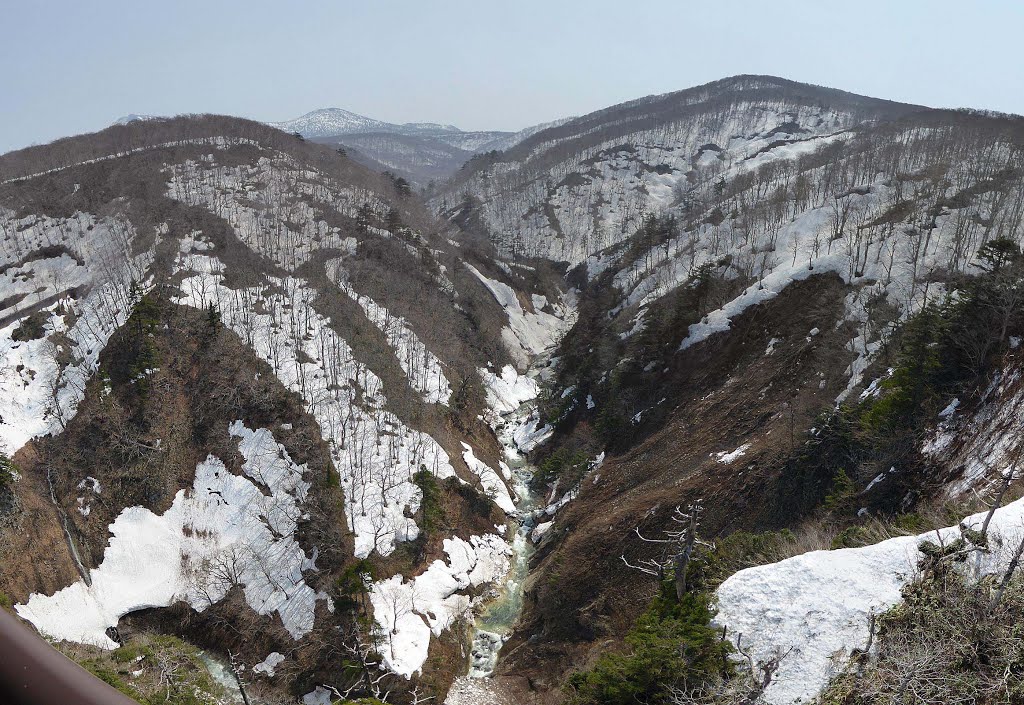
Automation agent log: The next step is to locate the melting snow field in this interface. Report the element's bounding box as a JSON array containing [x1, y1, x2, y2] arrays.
[[465, 264, 570, 367], [442, 361, 559, 702], [16, 422, 326, 648], [166, 152, 390, 270], [369, 362, 554, 679], [173, 245, 572, 679], [370, 534, 512, 677], [253, 651, 285, 677], [175, 252, 455, 558], [0, 209, 151, 454], [480, 364, 540, 416], [461, 442, 517, 514], [716, 497, 1024, 704]]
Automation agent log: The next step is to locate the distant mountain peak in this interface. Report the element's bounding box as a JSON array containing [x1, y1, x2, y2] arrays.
[[114, 113, 161, 125], [270, 108, 465, 139], [270, 107, 390, 137]]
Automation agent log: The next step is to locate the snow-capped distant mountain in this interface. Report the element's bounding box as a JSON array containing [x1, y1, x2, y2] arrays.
[[270, 109, 522, 184], [270, 108, 579, 186], [270, 107, 466, 139], [403, 121, 461, 133], [270, 107, 393, 138], [114, 113, 161, 125]]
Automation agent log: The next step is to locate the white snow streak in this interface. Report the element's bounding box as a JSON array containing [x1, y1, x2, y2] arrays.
[[175, 256, 455, 558], [327, 260, 452, 405]]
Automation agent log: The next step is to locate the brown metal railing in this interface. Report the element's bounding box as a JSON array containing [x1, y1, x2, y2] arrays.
[[0, 608, 141, 705]]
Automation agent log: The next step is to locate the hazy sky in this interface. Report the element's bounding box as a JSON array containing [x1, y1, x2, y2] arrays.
[[3, 0, 1023, 154]]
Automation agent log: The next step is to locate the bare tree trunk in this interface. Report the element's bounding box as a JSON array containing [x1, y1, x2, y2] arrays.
[[978, 450, 1019, 532], [982, 465, 1016, 538], [991, 533, 1024, 609], [674, 510, 697, 601], [228, 651, 251, 705]]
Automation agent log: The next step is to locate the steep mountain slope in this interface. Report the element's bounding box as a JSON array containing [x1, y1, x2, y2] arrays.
[[0, 115, 571, 703], [7, 75, 1024, 705], [430, 76, 1024, 700], [437, 75, 925, 264], [481, 117, 577, 153], [317, 132, 480, 188], [317, 128, 568, 190]]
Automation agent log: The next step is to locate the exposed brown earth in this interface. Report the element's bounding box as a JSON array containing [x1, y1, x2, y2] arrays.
[[498, 274, 860, 695]]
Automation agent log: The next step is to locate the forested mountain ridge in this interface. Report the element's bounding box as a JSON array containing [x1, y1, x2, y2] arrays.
[[4, 76, 1024, 705], [437, 75, 1024, 704], [0, 114, 571, 703], [267, 106, 576, 190], [438, 75, 932, 261]]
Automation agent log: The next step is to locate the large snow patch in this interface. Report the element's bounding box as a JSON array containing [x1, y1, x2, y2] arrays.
[[716, 498, 1024, 704], [16, 422, 326, 648]]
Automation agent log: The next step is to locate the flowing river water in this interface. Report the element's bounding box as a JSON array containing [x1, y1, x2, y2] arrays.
[[200, 374, 551, 705], [448, 357, 563, 705], [466, 459, 540, 677], [199, 651, 245, 703]]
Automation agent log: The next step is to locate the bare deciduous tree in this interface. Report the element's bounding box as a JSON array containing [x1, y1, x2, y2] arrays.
[[622, 502, 704, 601]]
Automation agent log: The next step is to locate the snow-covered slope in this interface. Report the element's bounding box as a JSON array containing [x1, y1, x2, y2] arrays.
[[716, 498, 1024, 704], [923, 364, 1024, 497], [432, 130, 517, 153], [470, 77, 1024, 697], [501, 75, 1024, 466], [0, 209, 149, 454], [436, 75, 924, 265], [479, 115, 576, 153], [464, 263, 573, 368], [270, 107, 397, 138], [17, 422, 327, 647], [11, 79, 1024, 704], [0, 114, 559, 700], [370, 534, 512, 676]]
